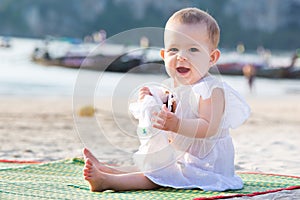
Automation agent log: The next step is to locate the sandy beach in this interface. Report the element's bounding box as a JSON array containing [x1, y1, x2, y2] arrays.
[[0, 91, 300, 199]]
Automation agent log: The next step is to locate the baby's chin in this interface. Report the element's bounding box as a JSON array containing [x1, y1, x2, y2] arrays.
[[174, 77, 196, 86]]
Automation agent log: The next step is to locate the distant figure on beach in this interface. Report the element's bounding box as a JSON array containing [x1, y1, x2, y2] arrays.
[[140, 36, 149, 48], [83, 7, 250, 192], [242, 64, 256, 92]]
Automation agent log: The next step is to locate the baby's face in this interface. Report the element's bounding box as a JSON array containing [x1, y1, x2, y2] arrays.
[[161, 22, 214, 85]]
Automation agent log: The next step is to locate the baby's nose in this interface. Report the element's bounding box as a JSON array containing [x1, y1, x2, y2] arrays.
[[176, 51, 187, 61]]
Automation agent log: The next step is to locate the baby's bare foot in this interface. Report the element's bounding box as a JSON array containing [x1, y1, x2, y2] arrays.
[[83, 148, 121, 174], [83, 158, 107, 192], [83, 148, 102, 167]]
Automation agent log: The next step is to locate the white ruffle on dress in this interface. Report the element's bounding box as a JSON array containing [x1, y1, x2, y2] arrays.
[[129, 75, 251, 191]]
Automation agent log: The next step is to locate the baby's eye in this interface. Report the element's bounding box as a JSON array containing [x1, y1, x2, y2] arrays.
[[189, 48, 199, 52], [168, 48, 178, 52]]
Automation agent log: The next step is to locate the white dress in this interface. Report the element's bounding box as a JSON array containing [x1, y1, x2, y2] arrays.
[[130, 75, 251, 191]]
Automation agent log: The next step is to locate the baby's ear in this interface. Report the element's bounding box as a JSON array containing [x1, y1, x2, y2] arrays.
[[209, 49, 221, 66], [160, 49, 165, 60]]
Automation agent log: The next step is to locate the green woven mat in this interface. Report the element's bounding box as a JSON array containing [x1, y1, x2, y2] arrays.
[[0, 158, 299, 200]]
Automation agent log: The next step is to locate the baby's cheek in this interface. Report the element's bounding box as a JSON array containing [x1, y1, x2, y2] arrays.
[[165, 67, 175, 78]]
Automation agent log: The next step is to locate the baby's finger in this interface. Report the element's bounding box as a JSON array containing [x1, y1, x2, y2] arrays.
[[155, 118, 165, 126], [152, 121, 165, 130], [161, 104, 169, 112], [157, 110, 167, 120], [152, 111, 159, 117], [151, 117, 165, 129], [152, 123, 162, 130]]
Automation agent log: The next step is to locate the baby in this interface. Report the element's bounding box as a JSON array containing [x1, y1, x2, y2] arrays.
[[83, 7, 250, 192]]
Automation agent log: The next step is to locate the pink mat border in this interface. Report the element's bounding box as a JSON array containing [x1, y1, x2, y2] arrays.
[[194, 172, 300, 200]]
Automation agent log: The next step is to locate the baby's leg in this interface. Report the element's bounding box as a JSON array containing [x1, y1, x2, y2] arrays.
[[83, 148, 124, 174], [83, 158, 159, 192]]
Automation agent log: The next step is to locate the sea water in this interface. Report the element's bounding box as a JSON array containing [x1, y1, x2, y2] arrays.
[[1, 37, 300, 98]]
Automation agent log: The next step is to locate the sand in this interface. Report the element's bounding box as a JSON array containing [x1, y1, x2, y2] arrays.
[[0, 94, 299, 199]]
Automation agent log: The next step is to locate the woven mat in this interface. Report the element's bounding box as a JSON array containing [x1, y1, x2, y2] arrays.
[[0, 158, 299, 200]]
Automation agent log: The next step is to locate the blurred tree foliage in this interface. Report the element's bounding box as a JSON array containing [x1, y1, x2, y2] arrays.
[[0, 0, 299, 50]]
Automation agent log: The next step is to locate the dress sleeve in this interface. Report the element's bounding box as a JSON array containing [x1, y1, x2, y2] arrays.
[[192, 77, 224, 100], [223, 83, 251, 129]]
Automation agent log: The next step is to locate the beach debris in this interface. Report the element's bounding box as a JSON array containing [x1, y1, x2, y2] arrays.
[[78, 105, 96, 117]]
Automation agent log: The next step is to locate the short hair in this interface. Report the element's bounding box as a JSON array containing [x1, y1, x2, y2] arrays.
[[166, 7, 220, 49]]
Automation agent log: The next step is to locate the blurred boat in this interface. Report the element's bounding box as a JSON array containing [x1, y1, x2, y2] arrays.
[[31, 44, 165, 73], [210, 62, 300, 79], [287, 67, 300, 79], [32, 49, 140, 72]]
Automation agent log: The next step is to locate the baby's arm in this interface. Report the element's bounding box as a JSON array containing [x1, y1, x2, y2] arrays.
[[153, 88, 225, 138]]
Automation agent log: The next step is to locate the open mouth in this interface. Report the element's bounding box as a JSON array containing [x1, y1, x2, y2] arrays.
[[176, 67, 190, 74]]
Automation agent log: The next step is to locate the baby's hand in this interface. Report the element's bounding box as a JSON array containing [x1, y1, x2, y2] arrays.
[[138, 86, 152, 101], [152, 104, 179, 132]]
